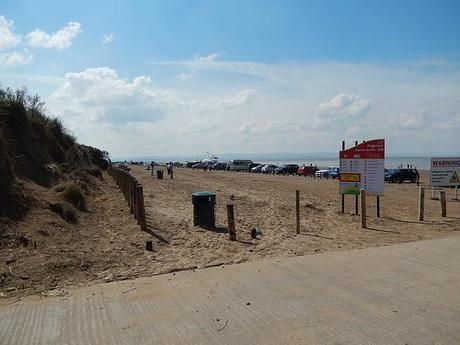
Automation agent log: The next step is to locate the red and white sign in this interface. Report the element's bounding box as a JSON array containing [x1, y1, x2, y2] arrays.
[[339, 139, 385, 196]]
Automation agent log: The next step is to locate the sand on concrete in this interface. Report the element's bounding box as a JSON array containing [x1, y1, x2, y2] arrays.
[[1, 236, 459, 344]]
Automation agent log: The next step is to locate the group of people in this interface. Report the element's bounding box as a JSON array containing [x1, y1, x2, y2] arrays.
[[166, 162, 174, 179], [148, 162, 174, 179]]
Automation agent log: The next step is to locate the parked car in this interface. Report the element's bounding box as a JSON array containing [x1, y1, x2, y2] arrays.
[[297, 165, 319, 177], [248, 162, 262, 172], [211, 162, 228, 170], [385, 168, 419, 183], [262, 164, 278, 174], [315, 168, 328, 178], [275, 164, 299, 175], [327, 167, 340, 179], [192, 162, 205, 169], [251, 164, 265, 173], [229, 159, 253, 171]]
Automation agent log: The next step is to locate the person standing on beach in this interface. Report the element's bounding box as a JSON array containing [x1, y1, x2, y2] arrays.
[[169, 162, 174, 179]]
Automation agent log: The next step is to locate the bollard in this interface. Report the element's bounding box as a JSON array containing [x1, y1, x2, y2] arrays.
[[136, 185, 142, 223], [439, 191, 446, 217], [138, 185, 147, 231], [227, 204, 236, 241], [129, 179, 135, 214], [361, 189, 366, 228], [295, 190, 300, 234], [418, 187, 425, 221]]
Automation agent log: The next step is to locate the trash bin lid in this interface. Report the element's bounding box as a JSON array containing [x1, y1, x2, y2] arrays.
[[192, 191, 215, 197]]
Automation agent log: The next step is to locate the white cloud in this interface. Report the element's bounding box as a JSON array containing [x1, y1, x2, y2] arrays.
[[0, 51, 33, 66], [193, 53, 218, 63], [37, 59, 460, 157], [314, 94, 371, 118], [51, 67, 179, 124], [102, 33, 114, 45], [0, 15, 21, 50], [395, 113, 424, 130], [26, 22, 82, 49]]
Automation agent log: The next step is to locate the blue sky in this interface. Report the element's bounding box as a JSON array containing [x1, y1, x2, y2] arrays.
[[1, 0, 460, 157]]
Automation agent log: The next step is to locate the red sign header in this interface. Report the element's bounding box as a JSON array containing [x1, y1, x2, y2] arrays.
[[339, 139, 385, 159]]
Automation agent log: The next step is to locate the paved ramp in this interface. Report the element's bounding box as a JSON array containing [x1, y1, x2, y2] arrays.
[[1, 236, 460, 345]]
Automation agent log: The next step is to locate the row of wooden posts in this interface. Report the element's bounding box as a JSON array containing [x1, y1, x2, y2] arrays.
[[108, 166, 147, 231], [418, 187, 451, 221]]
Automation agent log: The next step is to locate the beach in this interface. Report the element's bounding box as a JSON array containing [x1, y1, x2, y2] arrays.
[[2, 165, 459, 298]]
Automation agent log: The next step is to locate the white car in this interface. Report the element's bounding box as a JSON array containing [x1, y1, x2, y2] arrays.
[[315, 169, 329, 178], [261, 164, 278, 174]]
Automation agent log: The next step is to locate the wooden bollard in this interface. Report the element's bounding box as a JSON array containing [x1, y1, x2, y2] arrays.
[[295, 190, 300, 234], [361, 189, 367, 228], [138, 185, 147, 231], [418, 187, 425, 221], [129, 179, 135, 214], [133, 184, 139, 220], [439, 191, 447, 217], [227, 204, 236, 241], [145, 240, 153, 251]]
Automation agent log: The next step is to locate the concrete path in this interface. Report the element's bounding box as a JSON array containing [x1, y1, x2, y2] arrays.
[[1, 236, 460, 345]]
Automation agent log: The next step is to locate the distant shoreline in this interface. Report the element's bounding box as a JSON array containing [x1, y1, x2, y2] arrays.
[[113, 155, 447, 170]]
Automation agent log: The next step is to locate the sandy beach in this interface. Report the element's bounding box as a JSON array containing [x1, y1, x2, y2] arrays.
[[2, 165, 459, 298]]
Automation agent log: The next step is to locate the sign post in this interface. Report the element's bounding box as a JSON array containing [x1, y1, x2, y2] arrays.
[[339, 139, 385, 195], [339, 139, 385, 221]]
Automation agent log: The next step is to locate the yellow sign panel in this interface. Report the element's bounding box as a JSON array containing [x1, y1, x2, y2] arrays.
[[340, 173, 361, 183]]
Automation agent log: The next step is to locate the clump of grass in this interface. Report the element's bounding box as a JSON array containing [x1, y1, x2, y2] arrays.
[[49, 202, 79, 224], [61, 185, 87, 211]]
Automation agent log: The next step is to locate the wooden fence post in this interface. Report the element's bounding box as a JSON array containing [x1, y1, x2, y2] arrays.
[[133, 183, 139, 220], [341, 140, 345, 214], [376, 196, 381, 218], [138, 185, 147, 231], [361, 189, 367, 228], [354, 140, 359, 215], [439, 191, 447, 217], [227, 204, 236, 241], [295, 190, 300, 234], [129, 178, 134, 214], [418, 187, 425, 221]]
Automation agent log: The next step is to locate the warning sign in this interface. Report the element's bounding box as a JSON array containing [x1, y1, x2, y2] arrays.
[[430, 157, 460, 187]]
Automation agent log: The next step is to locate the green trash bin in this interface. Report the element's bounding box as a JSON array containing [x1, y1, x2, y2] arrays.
[[192, 191, 216, 229]]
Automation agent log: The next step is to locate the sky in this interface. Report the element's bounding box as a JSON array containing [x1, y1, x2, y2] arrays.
[[1, 0, 460, 159]]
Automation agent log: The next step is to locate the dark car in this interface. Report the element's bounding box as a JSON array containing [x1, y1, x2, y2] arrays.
[[211, 162, 228, 170], [275, 164, 300, 175], [186, 161, 200, 168], [385, 168, 419, 183]]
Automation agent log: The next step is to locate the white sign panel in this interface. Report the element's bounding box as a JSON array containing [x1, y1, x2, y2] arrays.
[[339, 139, 385, 196], [430, 157, 460, 187]]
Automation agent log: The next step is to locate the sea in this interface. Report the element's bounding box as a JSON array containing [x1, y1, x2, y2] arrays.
[[116, 153, 437, 170]]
